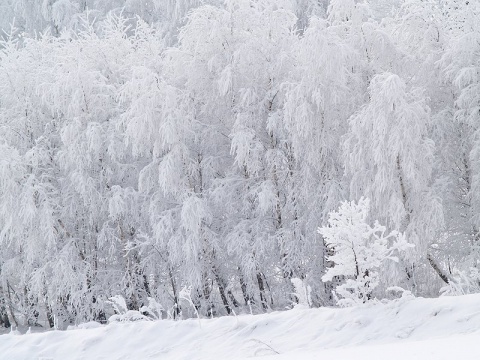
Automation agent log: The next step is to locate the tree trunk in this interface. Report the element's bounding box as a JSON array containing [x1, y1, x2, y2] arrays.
[[256, 273, 268, 311], [427, 253, 450, 284], [6, 281, 18, 328], [168, 268, 181, 319], [212, 264, 238, 314]]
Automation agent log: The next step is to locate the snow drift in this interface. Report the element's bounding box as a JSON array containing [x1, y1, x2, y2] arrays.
[[1, 293, 480, 360]]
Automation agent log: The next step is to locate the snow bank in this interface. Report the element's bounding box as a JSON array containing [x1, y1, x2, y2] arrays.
[[2, 294, 480, 360]]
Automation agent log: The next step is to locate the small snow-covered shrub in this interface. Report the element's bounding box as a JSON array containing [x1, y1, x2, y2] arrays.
[[319, 198, 413, 306], [107, 295, 149, 323], [291, 278, 312, 308], [385, 286, 415, 301], [179, 286, 200, 320], [140, 298, 165, 320], [440, 268, 480, 296]]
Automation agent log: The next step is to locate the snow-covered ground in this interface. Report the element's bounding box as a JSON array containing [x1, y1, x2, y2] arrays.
[[2, 294, 480, 360]]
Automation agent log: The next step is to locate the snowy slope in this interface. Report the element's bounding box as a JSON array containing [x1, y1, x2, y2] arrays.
[[2, 294, 480, 360]]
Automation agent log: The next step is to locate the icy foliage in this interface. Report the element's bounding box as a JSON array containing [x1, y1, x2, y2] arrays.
[[0, 0, 478, 328], [319, 198, 413, 306]]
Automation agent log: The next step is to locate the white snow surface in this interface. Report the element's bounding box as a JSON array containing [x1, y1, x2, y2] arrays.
[[2, 294, 480, 359]]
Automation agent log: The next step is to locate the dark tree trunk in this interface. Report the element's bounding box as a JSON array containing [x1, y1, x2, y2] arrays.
[[427, 253, 450, 284], [256, 273, 268, 311]]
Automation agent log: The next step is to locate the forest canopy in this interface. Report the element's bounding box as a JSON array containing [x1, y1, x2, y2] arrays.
[[0, 0, 478, 329]]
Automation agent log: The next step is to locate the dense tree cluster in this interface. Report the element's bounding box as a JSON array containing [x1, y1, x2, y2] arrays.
[[0, 0, 478, 328]]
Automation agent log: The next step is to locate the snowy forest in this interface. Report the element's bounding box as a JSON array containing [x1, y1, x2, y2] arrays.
[[0, 0, 478, 330]]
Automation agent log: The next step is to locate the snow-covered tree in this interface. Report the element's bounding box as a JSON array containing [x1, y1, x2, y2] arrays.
[[434, 0, 480, 287], [319, 198, 412, 306], [344, 72, 443, 292]]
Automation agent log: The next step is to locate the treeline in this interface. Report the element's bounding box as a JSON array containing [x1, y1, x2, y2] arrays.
[[0, 0, 479, 328]]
